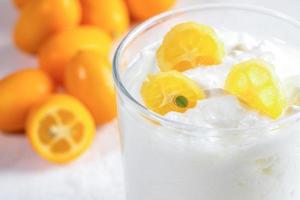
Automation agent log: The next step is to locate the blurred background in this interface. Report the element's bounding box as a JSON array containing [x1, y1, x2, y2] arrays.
[[0, 0, 299, 199]]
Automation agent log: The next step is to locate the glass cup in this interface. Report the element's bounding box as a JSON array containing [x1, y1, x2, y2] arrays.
[[113, 4, 300, 200]]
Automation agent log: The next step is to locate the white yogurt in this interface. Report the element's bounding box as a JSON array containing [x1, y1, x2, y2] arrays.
[[118, 30, 300, 200]]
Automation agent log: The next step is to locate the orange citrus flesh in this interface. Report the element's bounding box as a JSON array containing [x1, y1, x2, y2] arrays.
[[225, 59, 286, 119], [157, 22, 225, 72], [141, 71, 206, 115], [26, 94, 95, 163]]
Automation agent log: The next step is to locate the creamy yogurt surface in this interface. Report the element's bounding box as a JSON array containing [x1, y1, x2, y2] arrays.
[[124, 29, 300, 128]]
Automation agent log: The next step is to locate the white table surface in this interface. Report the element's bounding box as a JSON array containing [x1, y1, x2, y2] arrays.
[[0, 0, 299, 199]]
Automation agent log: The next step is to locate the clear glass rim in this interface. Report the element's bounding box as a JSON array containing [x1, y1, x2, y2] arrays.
[[113, 3, 300, 132]]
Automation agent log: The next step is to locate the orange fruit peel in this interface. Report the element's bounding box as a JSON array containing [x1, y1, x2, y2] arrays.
[[81, 0, 129, 38], [64, 50, 116, 125], [14, 0, 81, 54], [39, 26, 112, 84], [126, 0, 175, 21], [0, 68, 53, 132]]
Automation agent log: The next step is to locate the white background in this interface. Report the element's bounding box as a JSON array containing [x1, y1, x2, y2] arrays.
[[0, 0, 299, 199]]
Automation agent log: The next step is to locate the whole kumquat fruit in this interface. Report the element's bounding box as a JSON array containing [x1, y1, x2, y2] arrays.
[[81, 0, 129, 38], [39, 26, 112, 84], [125, 0, 176, 21], [0, 68, 53, 133], [14, 0, 81, 54], [65, 50, 116, 125], [26, 94, 95, 163]]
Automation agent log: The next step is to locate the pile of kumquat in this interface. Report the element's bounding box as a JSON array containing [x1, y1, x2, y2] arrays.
[[0, 0, 176, 164]]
